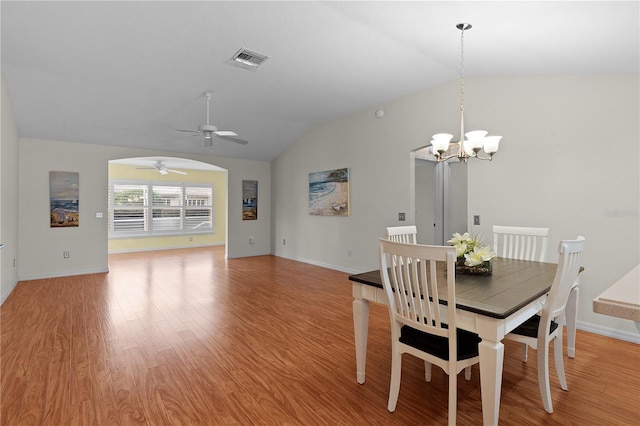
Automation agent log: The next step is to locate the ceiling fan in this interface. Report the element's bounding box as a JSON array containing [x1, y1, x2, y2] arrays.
[[175, 91, 248, 149], [136, 160, 187, 176]]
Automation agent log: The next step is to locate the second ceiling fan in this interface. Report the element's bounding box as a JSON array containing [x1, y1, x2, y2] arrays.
[[175, 91, 248, 149]]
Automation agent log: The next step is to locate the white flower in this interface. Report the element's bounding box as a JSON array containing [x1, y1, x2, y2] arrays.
[[447, 232, 472, 245], [449, 232, 495, 266], [474, 245, 496, 262], [454, 243, 468, 257], [464, 245, 496, 266], [464, 252, 484, 266]]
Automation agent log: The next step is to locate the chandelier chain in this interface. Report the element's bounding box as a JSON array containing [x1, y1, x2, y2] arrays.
[[460, 25, 465, 114]]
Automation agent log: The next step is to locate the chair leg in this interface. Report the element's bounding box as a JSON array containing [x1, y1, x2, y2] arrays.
[[424, 361, 432, 382], [554, 332, 568, 391], [388, 351, 402, 412], [537, 338, 554, 413], [464, 366, 471, 380], [566, 286, 579, 358], [448, 369, 457, 426], [521, 343, 528, 362]]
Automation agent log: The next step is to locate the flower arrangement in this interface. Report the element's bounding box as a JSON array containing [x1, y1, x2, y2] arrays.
[[447, 232, 496, 274]]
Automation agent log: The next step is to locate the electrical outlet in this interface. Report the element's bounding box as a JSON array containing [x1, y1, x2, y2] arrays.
[[283, 239, 286, 245], [189, 236, 193, 242], [347, 249, 352, 257], [63, 251, 70, 259], [473, 215, 481, 225], [399, 212, 406, 221], [249, 237, 255, 244]]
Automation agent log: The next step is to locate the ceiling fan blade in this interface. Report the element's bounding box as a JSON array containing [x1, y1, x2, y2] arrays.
[[167, 169, 187, 175], [135, 167, 155, 170], [217, 135, 248, 145], [214, 130, 238, 137], [175, 129, 201, 133]]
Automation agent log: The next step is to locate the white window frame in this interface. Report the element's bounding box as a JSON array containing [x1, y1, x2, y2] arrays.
[[108, 179, 214, 238]]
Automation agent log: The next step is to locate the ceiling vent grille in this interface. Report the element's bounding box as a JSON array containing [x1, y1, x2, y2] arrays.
[[226, 48, 269, 71]]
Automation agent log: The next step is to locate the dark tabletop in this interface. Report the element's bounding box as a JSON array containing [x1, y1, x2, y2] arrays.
[[348, 257, 558, 319]]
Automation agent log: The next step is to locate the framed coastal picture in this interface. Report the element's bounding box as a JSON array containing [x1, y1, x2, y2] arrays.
[[309, 168, 350, 216], [50, 171, 79, 227], [242, 180, 258, 220]]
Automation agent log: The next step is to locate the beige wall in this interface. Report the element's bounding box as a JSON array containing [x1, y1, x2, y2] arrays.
[[107, 163, 227, 252], [1, 77, 20, 302], [272, 74, 640, 340], [17, 138, 271, 280]]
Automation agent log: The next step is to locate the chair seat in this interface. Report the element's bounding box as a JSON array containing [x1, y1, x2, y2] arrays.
[[400, 325, 481, 361], [510, 315, 559, 338]]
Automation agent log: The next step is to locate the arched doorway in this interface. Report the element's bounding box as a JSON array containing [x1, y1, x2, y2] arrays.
[[107, 157, 228, 255]]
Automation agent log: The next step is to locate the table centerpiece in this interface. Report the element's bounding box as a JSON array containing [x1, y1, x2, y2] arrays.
[[447, 232, 496, 275]]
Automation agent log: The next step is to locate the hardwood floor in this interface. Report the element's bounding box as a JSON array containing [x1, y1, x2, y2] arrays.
[[2, 246, 639, 425]]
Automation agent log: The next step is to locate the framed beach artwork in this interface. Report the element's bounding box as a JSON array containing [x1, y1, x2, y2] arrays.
[[242, 180, 258, 220], [309, 168, 350, 216], [50, 171, 79, 227]]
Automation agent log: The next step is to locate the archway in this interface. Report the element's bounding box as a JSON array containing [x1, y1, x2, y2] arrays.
[[107, 156, 228, 255]]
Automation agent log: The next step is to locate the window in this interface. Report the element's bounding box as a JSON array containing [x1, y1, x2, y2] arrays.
[[108, 180, 214, 238]]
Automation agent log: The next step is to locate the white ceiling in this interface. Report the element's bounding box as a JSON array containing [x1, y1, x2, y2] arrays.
[[2, 1, 638, 163]]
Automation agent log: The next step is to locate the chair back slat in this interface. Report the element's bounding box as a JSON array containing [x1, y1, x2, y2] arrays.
[[493, 225, 549, 262], [386, 226, 418, 244], [379, 239, 456, 339]]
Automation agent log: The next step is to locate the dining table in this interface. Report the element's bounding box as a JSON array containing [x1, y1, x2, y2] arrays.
[[348, 256, 558, 426]]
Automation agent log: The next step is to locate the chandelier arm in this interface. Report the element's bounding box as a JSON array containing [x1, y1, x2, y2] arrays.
[[434, 151, 494, 162]]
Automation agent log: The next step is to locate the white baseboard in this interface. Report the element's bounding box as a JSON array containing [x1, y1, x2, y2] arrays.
[[108, 242, 224, 254], [577, 320, 640, 344], [1, 278, 19, 305], [274, 253, 361, 275], [18, 267, 109, 282]]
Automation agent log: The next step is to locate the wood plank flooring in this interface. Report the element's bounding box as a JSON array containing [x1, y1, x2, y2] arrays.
[[2, 246, 639, 425]]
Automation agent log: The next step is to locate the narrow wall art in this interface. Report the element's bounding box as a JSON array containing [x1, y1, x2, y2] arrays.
[[50, 171, 79, 227], [242, 180, 258, 220], [309, 168, 350, 216]]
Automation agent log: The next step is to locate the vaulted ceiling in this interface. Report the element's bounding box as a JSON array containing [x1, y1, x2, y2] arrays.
[[2, 1, 638, 162]]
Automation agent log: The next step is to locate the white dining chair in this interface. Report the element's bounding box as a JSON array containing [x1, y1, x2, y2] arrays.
[[493, 225, 580, 360], [504, 236, 585, 414], [493, 225, 549, 362], [378, 239, 480, 425], [493, 225, 549, 262], [385, 225, 417, 244]]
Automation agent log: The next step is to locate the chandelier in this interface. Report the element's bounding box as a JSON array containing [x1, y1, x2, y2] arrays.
[[431, 23, 502, 162]]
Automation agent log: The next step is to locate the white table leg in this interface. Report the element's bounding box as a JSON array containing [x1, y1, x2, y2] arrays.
[[478, 332, 504, 426], [566, 285, 579, 358], [353, 297, 370, 384]]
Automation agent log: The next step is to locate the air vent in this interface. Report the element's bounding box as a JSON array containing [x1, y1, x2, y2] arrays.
[[226, 47, 269, 72]]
